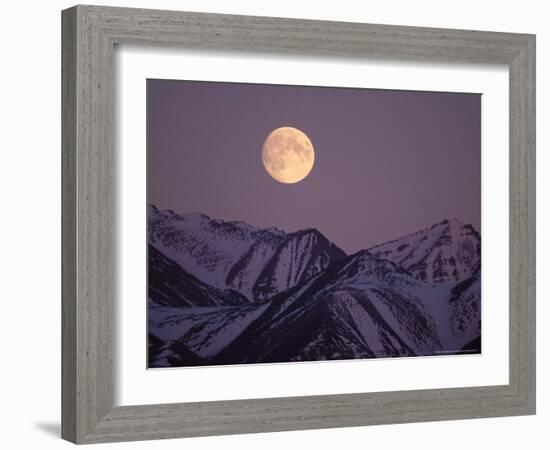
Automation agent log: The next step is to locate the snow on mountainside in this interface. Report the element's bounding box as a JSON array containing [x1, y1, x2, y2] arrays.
[[368, 219, 480, 284], [213, 251, 443, 364], [147, 213, 482, 367], [448, 271, 481, 343], [148, 245, 249, 307], [149, 303, 270, 366], [148, 204, 346, 301]]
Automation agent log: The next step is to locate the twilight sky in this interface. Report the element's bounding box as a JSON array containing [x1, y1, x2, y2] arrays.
[[147, 79, 481, 254]]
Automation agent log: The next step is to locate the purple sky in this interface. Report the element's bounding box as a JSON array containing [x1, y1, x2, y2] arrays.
[[147, 79, 480, 254]]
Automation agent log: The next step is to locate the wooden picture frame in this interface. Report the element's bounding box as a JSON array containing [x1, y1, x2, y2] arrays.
[[61, 5, 536, 444]]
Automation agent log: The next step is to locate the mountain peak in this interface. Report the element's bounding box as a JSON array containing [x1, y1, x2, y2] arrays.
[[149, 208, 346, 301], [263, 226, 286, 235], [438, 218, 461, 225], [290, 227, 323, 239], [368, 219, 480, 284]]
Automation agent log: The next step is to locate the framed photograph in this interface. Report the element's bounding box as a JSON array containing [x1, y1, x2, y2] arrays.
[[146, 80, 483, 368], [62, 5, 536, 444]]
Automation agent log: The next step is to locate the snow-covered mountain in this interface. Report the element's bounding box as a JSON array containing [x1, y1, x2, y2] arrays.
[[213, 251, 444, 364], [448, 270, 481, 343], [148, 204, 346, 301], [148, 245, 249, 307], [148, 211, 482, 367], [149, 303, 270, 366], [149, 251, 481, 366], [368, 219, 481, 284]]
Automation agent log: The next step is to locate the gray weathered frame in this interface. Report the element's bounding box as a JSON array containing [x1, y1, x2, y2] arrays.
[[61, 4, 536, 444]]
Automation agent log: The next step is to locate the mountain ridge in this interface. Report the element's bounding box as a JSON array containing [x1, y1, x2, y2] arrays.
[[147, 208, 482, 367], [148, 204, 346, 301], [368, 218, 480, 283]]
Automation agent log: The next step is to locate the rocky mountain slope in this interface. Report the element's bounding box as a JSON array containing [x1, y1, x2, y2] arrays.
[[368, 218, 481, 283], [213, 251, 443, 364], [149, 205, 346, 301], [148, 245, 249, 307], [148, 210, 482, 367]]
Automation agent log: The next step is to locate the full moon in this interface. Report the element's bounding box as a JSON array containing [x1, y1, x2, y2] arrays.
[[261, 127, 315, 184]]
